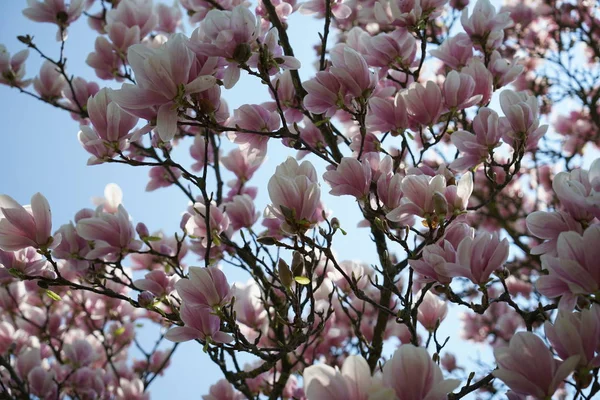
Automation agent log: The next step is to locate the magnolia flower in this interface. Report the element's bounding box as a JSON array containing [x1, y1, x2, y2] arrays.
[[0, 193, 58, 251], [175, 266, 231, 309], [323, 156, 372, 199], [0, 45, 30, 88], [266, 158, 321, 234], [165, 303, 233, 343], [445, 230, 509, 284], [493, 332, 579, 399], [536, 225, 600, 310], [430, 33, 473, 70], [402, 81, 443, 127], [417, 291, 448, 331], [112, 34, 216, 141], [526, 210, 583, 256], [133, 270, 179, 297], [304, 355, 377, 400], [23, 0, 85, 40], [461, 0, 512, 50], [499, 90, 547, 152], [545, 306, 600, 371], [223, 195, 259, 231], [382, 344, 460, 399], [32, 60, 66, 100]]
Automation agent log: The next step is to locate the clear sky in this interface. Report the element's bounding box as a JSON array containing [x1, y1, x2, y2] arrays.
[[0, 1, 546, 398]]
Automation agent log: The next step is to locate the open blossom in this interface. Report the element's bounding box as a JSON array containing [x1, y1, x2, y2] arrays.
[[266, 158, 321, 234], [488, 51, 523, 88], [445, 230, 509, 284], [0, 46, 30, 88], [382, 344, 460, 399], [409, 240, 456, 285], [552, 160, 600, 221], [224, 195, 259, 231], [192, 5, 260, 88], [526, 210, 583, 255], [133, 270, 179, 298], [430, 33, 473, 70], [145, 166, 182, 192], [227, 104, 281, 155], [329, 45, 377, 99], [402, 81, 443, 126], [111, 34, 216, 141], [545, 306, 600, 371], [176, 266, 231, 309], [156, 1, 183, 34], [304, 355, 378, 400], [376, 0, 449, 28], [493, 332, 580, 399], [323, 156, 372, 199], [76, 205, 143, 260], [0, 193, 57, 251], [443, 70, 481, 112], [185, 201, 230, 246], [462, 58, 493, 105], [300, 0, 351, 19], [222, 148, 265, 183], [28, 367, 58, 399], [32, 61, 66, 100], [499, 90, 548, 152], [247, 29, 301, 75], [23, 0, 85, 40], [362, 29, 417, 70], [536, 224, 600, 310], [203, 379, 244, 400], [367, 92, 409, 135], [450, 107, 502, 171], [461, 0, 512, 50], [303, 71, 344, 117], [165, 303, 232, 343], [107, 0, 158, 39]]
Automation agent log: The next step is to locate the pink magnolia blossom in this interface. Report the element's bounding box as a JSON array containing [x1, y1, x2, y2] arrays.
[[32, 60, 66, 100], [552, 164, 600, 221], [185, 201, 230, 246], [23, 0, 85, 40], [375, 0, 449, 28], [445, 230, 509, 284], [111, 34, 216, 141], [323, 156, 372, 199], [116, 378, 150, 400], [499, 90, 548, 152], [203, 379, 244, 400], [303, 71, 344, 117], [28, 367, 58, 399], [79, 88, 139, 164], [145, 166, 182, 192], [386, 174, 447, 225], [165, 303, 233, 343], [192, 5, 260, 88], [443, 70, 481, 112], [450, 107, 502, 171], [133, 270, 179, 297], [0, 248, 50, 282], [381, 344, 460, 400], [303, 355, 377, 400], [526, 210, 583, 255], [0, 46, 30, 88], [63, 339, 96, 367], [190, 134, 216, 172], [330, 45, 377, 99], [75, 205, 143, 260], [227, 104, 281, 155], [106, 0, 158, 39], [86, 36, 124, 81], [367, 92, 409, 135], [417, 291, 448, 331], [402, 81, 443, 127], [266, 158, 321, 234], [488, 51, 524, 88], [493, 332, 580, 399], [270, 71, 304, 123], [409, 240, 457, 285], [300, 0, 351, 20], [156, 1, 183, 34], [223, 195, 259, 231], [536, 225, 600, 310], [461, 0, 512, 50], [362, 29, 417, 70], [430, 33, 473, 70], [462, 58, 493, 105], [176, 266, 231, 309], [0, 193, 57, 251], [221, 147, 265, 183], [545, 306, 600, 371], [247, 29, 301, 75]]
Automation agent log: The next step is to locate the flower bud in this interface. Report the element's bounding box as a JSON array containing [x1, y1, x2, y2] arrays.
[[278, 259, 293, 288]]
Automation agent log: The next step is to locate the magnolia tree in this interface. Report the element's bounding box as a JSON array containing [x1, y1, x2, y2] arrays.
[[1, 0, 600, 398]]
